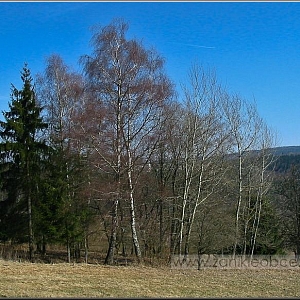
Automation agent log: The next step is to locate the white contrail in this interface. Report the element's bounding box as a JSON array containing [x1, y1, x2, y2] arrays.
[[183, 43, 215, 49], [172, 42, 215, 49]]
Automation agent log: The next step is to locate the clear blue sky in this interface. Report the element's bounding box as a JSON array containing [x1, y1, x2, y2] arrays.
[[1, 1, 300, 147]]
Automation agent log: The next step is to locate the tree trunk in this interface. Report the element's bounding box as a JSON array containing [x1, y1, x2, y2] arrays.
[[26, 154, 34, 262], [28, 193, 34, 262], [84, 232, 88, 264], [233, 152, 243, 257], [127, 149, 143, 263], [105, 91, 122, 265], [250, 155, 265, 259], [105, 199, 119, 264], [67, 238, 71, 263]]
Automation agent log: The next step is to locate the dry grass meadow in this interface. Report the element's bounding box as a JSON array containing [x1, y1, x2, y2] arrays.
[[0, 259, 300, 298]]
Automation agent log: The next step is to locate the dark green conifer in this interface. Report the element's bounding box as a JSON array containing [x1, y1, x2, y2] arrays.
[[0, 64, 48, 261]]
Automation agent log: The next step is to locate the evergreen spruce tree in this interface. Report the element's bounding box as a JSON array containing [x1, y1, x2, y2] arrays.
[[0, 64, 48, 261]]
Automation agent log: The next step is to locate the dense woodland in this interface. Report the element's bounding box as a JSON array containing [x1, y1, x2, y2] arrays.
[[0, 19, 300, 265]]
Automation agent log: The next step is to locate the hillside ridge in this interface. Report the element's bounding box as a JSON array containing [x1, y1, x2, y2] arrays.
[[270, 145, 300, 156]]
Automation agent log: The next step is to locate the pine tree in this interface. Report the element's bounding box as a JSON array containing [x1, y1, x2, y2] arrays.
[[0, 64, 48, 261]]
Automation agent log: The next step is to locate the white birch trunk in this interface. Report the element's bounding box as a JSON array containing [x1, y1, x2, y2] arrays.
[[127, 147, 143, 262]]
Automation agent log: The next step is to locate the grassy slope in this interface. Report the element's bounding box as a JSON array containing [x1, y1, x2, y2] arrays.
[[0, 259, 300, 298]]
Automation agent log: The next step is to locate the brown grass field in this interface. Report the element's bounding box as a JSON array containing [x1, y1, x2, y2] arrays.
[[0, 259, 300, 298]]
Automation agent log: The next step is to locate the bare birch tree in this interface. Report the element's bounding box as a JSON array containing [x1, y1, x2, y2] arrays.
[[222, 94, 268, 257], [81, 19, 173, 264], [36, 54, 87, 263], [249, 123, 277, 257], [36, 54, 84, 148], [175, 64, 230, 256]]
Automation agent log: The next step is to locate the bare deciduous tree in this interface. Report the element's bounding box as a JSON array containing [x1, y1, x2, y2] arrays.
[[173, 64, 230, 256], [249, 123, 277, 258], [36, 54, 88, 263], [222, 95, 261, 256], [221, 94, 276, 257], [81, 19, 173, 264]]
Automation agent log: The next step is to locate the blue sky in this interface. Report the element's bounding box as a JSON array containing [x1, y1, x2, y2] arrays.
[[1, 1, 300, 147]]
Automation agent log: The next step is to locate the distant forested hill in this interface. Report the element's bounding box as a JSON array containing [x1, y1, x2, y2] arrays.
[[269, 146, 300, 173], [270, 146, 300, 156]]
